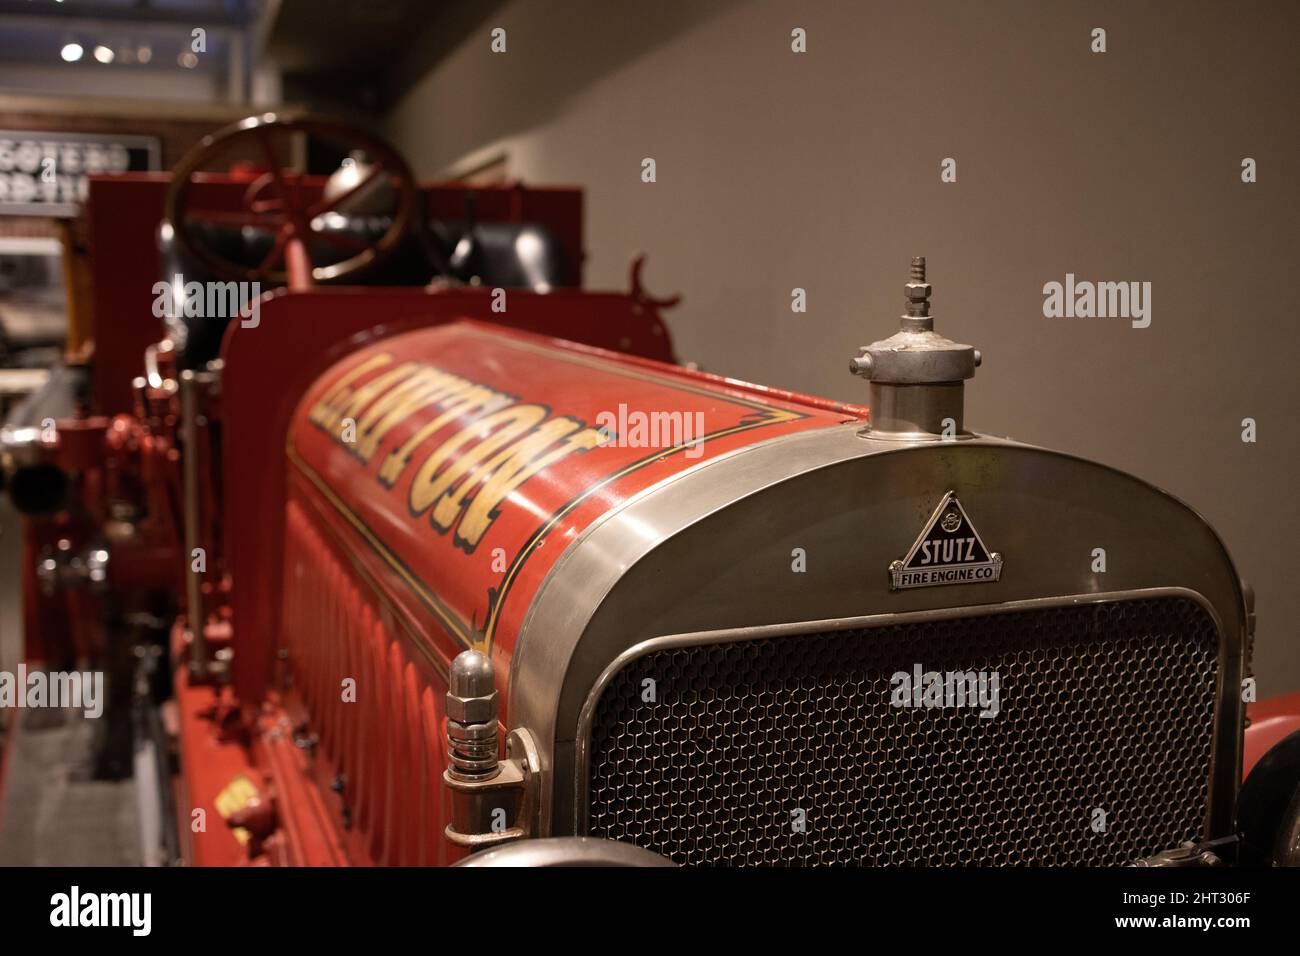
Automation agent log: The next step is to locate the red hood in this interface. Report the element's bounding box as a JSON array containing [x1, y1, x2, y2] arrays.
[[286, 320, 866, 673]]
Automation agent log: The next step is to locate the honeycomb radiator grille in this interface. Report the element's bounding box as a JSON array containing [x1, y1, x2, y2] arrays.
[[586, 598, 1221, 866]]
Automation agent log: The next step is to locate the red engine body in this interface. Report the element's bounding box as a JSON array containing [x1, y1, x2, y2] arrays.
[[209, 319, 860, 865], [7, 160, 1299, 868]]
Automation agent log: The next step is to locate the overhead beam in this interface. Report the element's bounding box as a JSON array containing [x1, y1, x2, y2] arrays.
[[0, 1, 251, 29]]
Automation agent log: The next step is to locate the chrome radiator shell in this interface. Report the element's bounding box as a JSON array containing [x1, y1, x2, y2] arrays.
[[509, 426, 1248, 855]]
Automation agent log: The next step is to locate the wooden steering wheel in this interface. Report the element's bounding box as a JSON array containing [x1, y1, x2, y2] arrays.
[[164, 112, 419, 286]]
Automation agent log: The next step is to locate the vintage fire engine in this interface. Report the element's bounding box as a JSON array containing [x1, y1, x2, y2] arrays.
[[2, 113, 1299, 867]]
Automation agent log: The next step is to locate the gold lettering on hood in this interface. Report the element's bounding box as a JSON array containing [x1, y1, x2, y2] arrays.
[[307, 353, 609, 550]]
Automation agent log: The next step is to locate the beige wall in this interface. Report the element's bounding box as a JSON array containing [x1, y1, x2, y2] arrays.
[[387, 0, 1300, 694]]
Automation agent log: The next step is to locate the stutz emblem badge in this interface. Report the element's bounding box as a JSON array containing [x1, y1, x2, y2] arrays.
[[889, 491, 1003, 590]]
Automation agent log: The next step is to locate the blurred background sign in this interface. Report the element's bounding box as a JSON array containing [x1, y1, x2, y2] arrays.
[[0, 130, 160, 216]]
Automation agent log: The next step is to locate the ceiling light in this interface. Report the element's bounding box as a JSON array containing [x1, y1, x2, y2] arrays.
[[60, 43, 83, 63], [178, 51, 198, 69], [137, 45, 152, 64], [93, 45, 114, 64]]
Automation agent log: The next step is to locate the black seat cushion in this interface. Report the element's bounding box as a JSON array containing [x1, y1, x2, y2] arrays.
[[157, 215, 567, 369]]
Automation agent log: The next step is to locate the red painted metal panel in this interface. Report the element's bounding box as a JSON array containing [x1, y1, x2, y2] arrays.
[[222, 287, 678, 706], [283, 321, 866, 704], [1244, 691, 1300, 779], [280, 495, 464, 865], [86, 174, 268, 415]]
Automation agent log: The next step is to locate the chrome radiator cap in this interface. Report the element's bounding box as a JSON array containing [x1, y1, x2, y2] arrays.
[[850, 257, 981, 439]]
